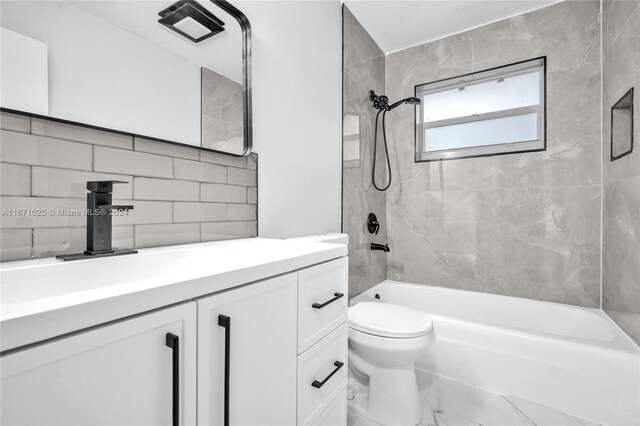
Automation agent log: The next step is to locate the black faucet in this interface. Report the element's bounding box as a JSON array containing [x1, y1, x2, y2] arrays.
[[371, 243, 390, 252], [57, 181, 138, 261]]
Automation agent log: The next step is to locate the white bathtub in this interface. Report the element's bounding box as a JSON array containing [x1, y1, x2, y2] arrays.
[[351, 281, 640, 425]]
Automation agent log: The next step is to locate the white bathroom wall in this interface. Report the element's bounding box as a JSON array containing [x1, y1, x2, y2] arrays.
[[244, 1, 343, 238], [0, 28, 48, 115], [0, 1, 201, 145]]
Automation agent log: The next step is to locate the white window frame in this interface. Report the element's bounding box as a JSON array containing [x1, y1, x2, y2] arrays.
[[415, 57, 546, 162]]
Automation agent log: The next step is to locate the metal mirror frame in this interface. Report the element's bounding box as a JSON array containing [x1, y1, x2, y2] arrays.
[[610, 87, 634, 162], [0, 0, 253, 157], [212, 0, 252, 156]]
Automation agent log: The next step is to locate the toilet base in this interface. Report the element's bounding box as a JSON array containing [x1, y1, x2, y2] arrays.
[[348, 360, 422, 426]]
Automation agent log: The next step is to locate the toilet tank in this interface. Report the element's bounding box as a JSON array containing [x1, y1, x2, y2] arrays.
[[285, 233, 349, 245]]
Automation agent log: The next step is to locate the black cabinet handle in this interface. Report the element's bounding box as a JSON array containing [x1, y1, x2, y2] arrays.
[[165, 333, 179, 426], [311, 361, 344, 389], [218, 315, 231, 426], [312, 293, 344, 309]]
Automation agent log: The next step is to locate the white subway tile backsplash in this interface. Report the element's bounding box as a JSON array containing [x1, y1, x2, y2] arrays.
[[228, 204, 257, 221], [133, 177, 199, 201], [174, 202, 228, 223], [247, 154, 257, 170], [174, 158, 227, 183], [201, 221, 248, 241], [135, 223, 200, 248], [1, 131, 93, 171], [247, 221, 258, 237], [0, 112, 30, 133], [201, 183, 247, 203], [0, 164, 30, 196], [247, 187, 257, 204], [32, 168, 133, 199], [0, 230, 32, 261], [94, 146, 173, 178], [111, 200, 173, 225], [0, 197, 85, 228], [228, 167, 257, 186], [1, 116, 257, 261], [134, 137, 199, 160], [200, 150, 248, 168], [32, 226, 134, 258], [31, 118, 133, 149]]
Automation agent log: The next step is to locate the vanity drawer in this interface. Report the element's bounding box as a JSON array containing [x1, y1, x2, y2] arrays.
[[297, 324, 348, 425], [298, 257, 348, 353], [311, 388, 347, 426]]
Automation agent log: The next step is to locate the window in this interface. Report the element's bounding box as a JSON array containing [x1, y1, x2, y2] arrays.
[[415, 57, 546, 162]]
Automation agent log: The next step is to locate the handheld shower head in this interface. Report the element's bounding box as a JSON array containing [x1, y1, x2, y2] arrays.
[[388, 96, 421, 110]]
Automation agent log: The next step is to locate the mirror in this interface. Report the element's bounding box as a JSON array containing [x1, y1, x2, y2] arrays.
[[0, 0, 251, 156], [611, 87, 634, 161]]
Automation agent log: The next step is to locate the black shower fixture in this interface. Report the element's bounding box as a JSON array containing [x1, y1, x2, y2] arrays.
[[369, 90, 421, 191], [370, 90, 420, 112], [159, 0, 225, 43]]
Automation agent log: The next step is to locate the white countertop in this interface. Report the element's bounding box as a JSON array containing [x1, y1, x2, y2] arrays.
[[0, 238, 347, 352]]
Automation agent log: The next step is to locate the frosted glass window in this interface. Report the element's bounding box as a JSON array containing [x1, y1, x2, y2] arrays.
[[415, 58, 545, 162], [424, 113, 538, 151]]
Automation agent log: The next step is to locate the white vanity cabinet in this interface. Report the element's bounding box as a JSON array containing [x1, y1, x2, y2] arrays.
[[0, 238, 349, 426], [297, 258, 349, 425], [196, 273, 298, 425], [0, 303, 197, 426]]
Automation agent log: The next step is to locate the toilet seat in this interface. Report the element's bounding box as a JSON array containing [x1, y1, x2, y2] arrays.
[[348, 302, 433, 339]]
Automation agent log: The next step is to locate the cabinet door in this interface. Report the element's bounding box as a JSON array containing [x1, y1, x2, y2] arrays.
[[197, 273, 297, 426], [1, 303, 197, 426]]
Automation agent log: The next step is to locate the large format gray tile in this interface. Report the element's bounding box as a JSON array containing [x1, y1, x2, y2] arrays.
[[602, 177, 640, 315], [31, 168, 133, 199], [135, 223, 200, 248], [601, 0, 640, 342], [343, 8, 388, 299], [1, 131, 93, 171], [0, 230, 32, 262], [133, 177, 199, 201], [31, 118, 133, 149], [379, 0, 603, 307], [0, 163, 30, 196], [476, 186, 601, 307], [94, 146, 173, 178]]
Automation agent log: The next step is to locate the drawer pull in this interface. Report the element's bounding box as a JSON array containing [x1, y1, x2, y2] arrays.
[[312, 293, 344, 309], [311, 361, 344, 389]]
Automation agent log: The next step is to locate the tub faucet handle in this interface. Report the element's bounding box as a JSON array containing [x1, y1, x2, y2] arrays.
[[367, 213, 380, 235]]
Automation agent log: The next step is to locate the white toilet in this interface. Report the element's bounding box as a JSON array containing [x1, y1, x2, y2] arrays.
[[347, 302, 435, 426]]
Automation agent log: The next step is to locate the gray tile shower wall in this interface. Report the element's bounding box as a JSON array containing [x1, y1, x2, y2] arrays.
[[384, 1, 602, 307], [343, 8, 388, 299], [602, 0, 640, 343], [0, 112, 258, 262]]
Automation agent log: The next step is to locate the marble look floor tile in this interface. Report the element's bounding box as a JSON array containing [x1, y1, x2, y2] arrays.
[[415, 371, 601, 426], [505, 396, 601, 426], [418, 372, 534, 426]]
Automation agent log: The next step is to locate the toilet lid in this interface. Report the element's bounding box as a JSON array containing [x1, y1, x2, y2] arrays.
[[348, 302, 433, 338]]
